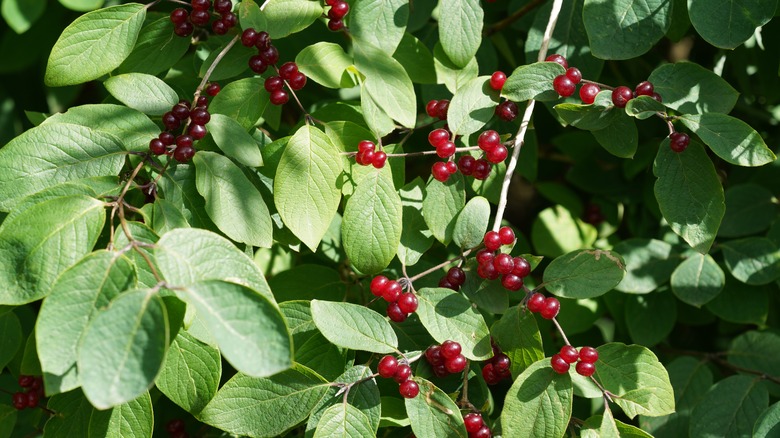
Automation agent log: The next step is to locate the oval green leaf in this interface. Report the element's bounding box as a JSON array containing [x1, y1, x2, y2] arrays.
[[689, 375, 769, 437], [447, 76, 499, 137], [104, 73, 179, 116], [453, 196, 490, 250], [670, 253, 725, 307], [422, 173, 466, 245], [311, 300, 398, 353], [614, 239, 679, 294], [503, 61, 565, 103], [296, 42, 355, 89], [156, 330, 221, 414], [543, 249, 626, 299], [688, 0, 777, 49], [648, 61, 739, 114], [406, 377, 468, 438], [680, 113, 776, 167], [491, 305, 545, 376], [583, 0, 671, 59], [438, 0, 483, 69], [350, 0, 408, 54], [721, 237, 780, 285]]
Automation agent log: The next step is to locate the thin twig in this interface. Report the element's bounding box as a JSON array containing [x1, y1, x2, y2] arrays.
[[483, 0, 547, 37], [408, 249, 474, 283]]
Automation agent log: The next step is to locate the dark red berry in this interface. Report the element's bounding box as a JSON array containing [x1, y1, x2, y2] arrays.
[[484, 231, 501, 251], [492, 353, 511, 373], [540, 297, 560, 319], [248, 55, 267, 73], [269, 89, 289, 105], [579, 346, 599, 364], [426, 345, 444, 365], [170, 8, 188, 25], [378, 355, 399, 378], [18, 375, 34, 388], [214, 0, 232, 13], [176, 135, 193, 149], [329, 0, 349, 19], [425, 100, 439, 117], [288, 72, 307, 90], [457, 155, 475, 175], [174, 145, 196, 162], [399, 380, 419, 398], [432, 162, 450, 182], [162, 112, 180, 130], [149, 138, 166, 155], [490, 71, 507, 91], [439, 277, 456, 290], [188, 124, 207, 140], [436, 99, 450, 120], [472, 159, 491, 180], [372, 151, 387, 169], [241, 28, 258, 47], [394, 364, 412, 383], [445, 161, 457, 174], [497, 226, 514, 245], [397, 292, 418, 314], [473, 425, 492, 438], [446, 267, 466, 286], [255, 31, 270, 49], [576, 361, 596, 377], [511, 257, 530, 277], [428, 128, 450, 147], [669, 132, 690, 152], [445, 355, 467, 373], [441, 341, 461, 359], [171, 103, 190, 120], [559, 345, 579, 364], [486, 145, 507, 163], [212, 21, 228, 35], [26, 391, 39, 408], [476, 249, 494, 265], [383, 280, 402, 302], [652, 92, 663, 102], [174, 22, 194, 37], [278, 62, 298, 80], [259, 46, 279, 65], [357, 150, 375, 166], [196, 95, 209, 108], [477, 261, 499, 280], [191, 0, 211, 11], [386, 302, 407, 322], [493, 253, 514, 275], [190, 107, 210, 125], [565, 67, 582, 84], [545, 54, 568, 69], [579, 83, 600, 104], [206, 83, 221, 96], [482, 363, 500, 385], [265, 76, 285, 92], [526, 293, 546, 313], [501, 274, 523, 291], [553, 75, 576, 97], [612, 86, 633, 108], [190, 9, 210, 26], [463, 413, 484, 434], [551, 354, 570, 374], [436, 142, 456, 158], [221, 12, 237, 28], [12, 392, 26, 410], [167, 419, 185, 434], [370, 275, 388, 296], [328, 19, 344, 31], [495, 100, 518, 122], [635, 80, 654, 97], [478, 130, 500, 152]]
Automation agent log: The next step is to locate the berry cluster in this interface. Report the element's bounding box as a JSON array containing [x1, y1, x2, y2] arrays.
[[438, 266, 466, 291], [264, 62, 307, 105], [377, 355, 419, 398], [242, 30, 307, 106], [526, 292, 560, 319], [611, 80, 661, 109], [355, 140, 387, 168], [425, 99, 450, 121], [424, 340, 467, 377], [169, 0, 237, 37], [463, 412, 492, 438], [550, 345, 599, 377], [428, 128, 458, 182], [11, 375, 44, 411], [149, 93, 216, 162], [474, 227, 531, 291], [482, 341, 511, 385], [324, 0, 349, 31], [370, 276, 418, 323], [166, 419, 189, 438]]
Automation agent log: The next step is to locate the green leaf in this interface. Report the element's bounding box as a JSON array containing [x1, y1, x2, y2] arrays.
[[728, 331, 780, 386], [721, 237, 780, 285], [45, 3, 145, 86], [583, 0, 672, 59], [1, 0, 45, 34], [0, 312, 21, 370], [719, 184, 777, 238], [415, 287, 492, 360], [360, 86, 396, 138], [491, 305, 545, 376], [680, 113, 776, 167], [502, 61, 565, 102], [350, 0, 408, 54], [3, 176, 118, 223], [406, 377, 468, 438], [118, 16, 191, 75], [0, 195, 105, 305], [198, 38, 256, 82], [193, 151, 273, 248], [688, 0, 777, 49], [613, 239, 679, 294], [596, 343, 675, 418], [554, 91, 619, 130], [447, 76, 499, 137], [422, 173, 466, 245], [206, 114, 264, 168], [433, 43, 478, 93], [294, 331, 347, 382], [354, 42, 417, 128], [671, 253, 725, 307], [438, 0, 483, 68], [0, 404, 16, 438], [37, 251, 136, 394], [261, 0, 324, 39], [309, 365, 381, 436], [156, 330, 221, 414], [393, 33, 437, 84], [706, 278, 769, 325], [139, 198, 189, 235], [754, 402, 780, 437], [269, 265, 345, 302], [198, 364, 329, 437], [625, 291, 677, 346], [208, 77, 269, 130], [158, 164, 214, 230], [398, 178, 434, 266], [314, 403, 374, 437], [582, 410, 621, 438], [653, 139, 725, 253], [0, 122, 126, 210], [58, 0, 104, 11], [342, 167, 402, 274], [78, 289, 168, 409], [177, 280, 291, 377], [275, 125, 343, 252], [690, 375, 769, 437], [531, 205, 598, 257], [43, 390, 95, 437], [155, 228, 273, 301], [310, 300, 398, 353], [624, 95, 666, 120], [453, 196, 490, 250], [88, 392, 153, 437], [502, 359, 573, 438], [543, 249, 626, 299], [296, 42, 355, 89], [104, 73, 179, 116], [592, 112, 638, 158], [648, 61, 739, 114]]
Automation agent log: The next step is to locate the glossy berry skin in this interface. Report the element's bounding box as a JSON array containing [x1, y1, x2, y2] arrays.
[[259, 46, 279, 65], [428, 128, 450, 147], [269, 90, 289, 105], [382, 280, 402, 302], [329, 1, 349, 19], [222, 11, 237, 28], [445, 354, 467, 373], [540, 297, 560, 319], [512, 256, 531, 277], [526, 293, 546, 313], [18, 375, 34, 388], [550, 354, 570, 374], [560, 345, 580, 364], [476, 249, 494, 265], [612, 86, 633, 108], [255, 31, 270, 49], [565, 67, 582, 84], [495, 100, 518, 122], [472, 159, 491, 180], [370, 275, 389, 296], [426, 100, 439, 117], [159, 131, 174, 146], [463, 413, 484, 434], [436, 141, 456, 158], [288, 72, 307, 90], [176, 135, 193, 149], [190, 9, 210, 26], [579, 83, 600, 104], [652, 92, 663, 102], [248, 55, 268, 73], [493, 253, 514, 275], [394, 364, 412, 383], [576, 361, 596, 377], [174, 22, 194, 37], [441, 340, 462, 359], [241, 28, 258, 47], [486, 145, 508, 163], [446, 267, 466, 286], [358, 140, 375, 152], [327, 19, 344, 31], [206, 83, 221, 96], [170, 8, 188, 24], [372, 151, 387, 169], [12, 392, 26, 410], [214, 0, 232, 13], [444, 160, 457, 174], [553, 75, 576, 97], [378, 355, 399, 378], [484, 230, 501, 251], [279, 62, 298, 80], [478, 130, 500, 151], [265, 76, 284, 92], [579, 346, 599, 363], [196, 95, 209, 108], [163, 112, 180, 130], [397, 292, 418, 313], [174, 145, 195, 162], [482, 363, 500, 385], [399, 380, 419, 398], [669, 132, 690, 152], [473, 425, 492, 438], [426, 345, 443, 365], [190, 108, 210, 125], [493, 353, 511, 373], [432, 161, 451, 182], [171, 103, 190, 120], [490, 71, 507, 91], [477, 261, 499, 280], [188, 124, 207, 140], [457, 156, 475, 175], [191, 0, 210, 10], [149, 138, 166, 155], [635, 80, 654, 96], [545, 54, 568, 69], [386, 302, 407, 322], [436, 100, 450, 120], [501, 273, 523, 291]]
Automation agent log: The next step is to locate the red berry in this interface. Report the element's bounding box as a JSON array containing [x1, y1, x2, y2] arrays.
[[497, 226, 515, 245], [191, 0, 210, 10], [149, 138, 166, 155], [511, 257, 530, 277], [329, 1, 349, 19], [255, 31, 270, 49], [436, 99, 450, 120], [432, 162, 451, 182], [212, 20, 228, 34], [269, 89, 289, 105], [473, 425, 493, 438], [259, 46, 279, 65], [526, 293, 546, 313], [493, 253, 514, 275], [550, 354, 570, 373], [162, 112, 180, 130], [669, 132, 690, 152], [397, 293, 418, 314], [18, 375, 34, 388], [495, 100, 518, 122], [477, 260, 500, 280], [174, 22, 194, 37], [425, 100, 439, 117], [399, 380, 419, 398], [190, 9, 210, 26], [382, 280, 402, 302], [394, 364, 412, 383], [214, 0, 232, 13], [358, 140, 376, 153], [579, 83, 600, 104], [612, 86, 633, 108], [241, 28, 258, 47], [553, 75, 576, 97], [190, 107, 210, 125], [428, 128, 450, 147], [565, 67, 582, 84], [264, 76, 284, 92], [492, 352, 511, 373], [490, 71, 507, 91], [463, 413, 484, 433], [170, 8, 188, 25], [288, 72, 307, 90], [576, 361, 596, 377], [501, 273, 523, 291], [279, 62, 298, 80], [652, 92, 663, 102], [478, 130, 500, 152], [378, 355, 399, 378], [426, 345, 444, 365], [441, 340, 462, 359], [635, 80, 654, 96], [370, 275, 389, 296], [174, 145, 196, 162], [472, 159, 491, 180], [482, 363, 500, 385], [221, 12, 237, 28], [176, 135, 193, 149], [372, 151, 387, 169], [386, 302, 407, 322], [206, 83, 221, 96], [248, 55, 267, 74], [188, 124, 207, 140], [457, 155, 476, 175], [484, 231, 501, 251], [445, 354, 467, 373], [328, 19, 344, 31], [476, 249, 494, 265], [545, 54, 568, 69], [446, 267, 466, 286], [436, 142, 456, 158], [12, 392, 26, 410], [540, 297, 560, 319], [578, 346, 599, 364], [159, 131, 175, 146], [486, 145, 507, 163], [445, 161, 457, 174], [560, 345, 579, 364], [167, 419, 186, 434], [26, 391, 39, 408]]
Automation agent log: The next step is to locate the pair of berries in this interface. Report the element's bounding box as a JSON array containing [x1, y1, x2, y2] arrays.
[[244, 28, 280, 76], [355, 140, 388, 168], [482, 342, 511, 385], [377, 355, 419, 398], [425, 340, 467, 377], [457, 155, 492, 180], [463, 412, 492, 438], [431, 161, 459, 183], [428, 128, 459, 182], [370, 275, 418, 323], [425, 99, 450, 120], [12, 375, 44, 410], [166, 419, 189, 438], [263, 62, 307, 106], [526, 292, 560, 319], [547, 54, 600, 105], [325, 0, 349, 31], [150, 96, 214, 162], [170, 0, 237, 37], [611, 80, 661, 108], [477, 130, 508, 164], [438, 266, 466, 291], [550, 345, 599, 377]]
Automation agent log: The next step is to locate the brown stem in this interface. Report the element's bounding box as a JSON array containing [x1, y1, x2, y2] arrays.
[[408, 248, 474, 283], [483, 0, 547, 37]]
